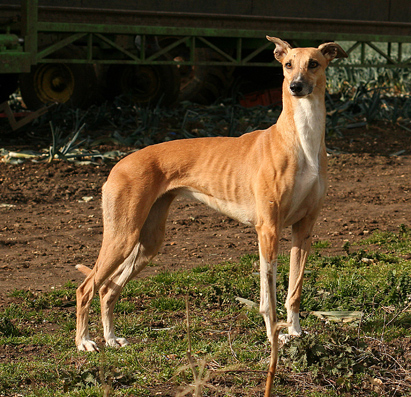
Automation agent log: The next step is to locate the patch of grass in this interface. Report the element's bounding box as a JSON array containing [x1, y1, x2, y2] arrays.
[[0, 317, 21, 337], [1, 228, 410, 395], [151, 296, 185, 312], [360, 224, 411, 255], [312, 240, 331, 250]]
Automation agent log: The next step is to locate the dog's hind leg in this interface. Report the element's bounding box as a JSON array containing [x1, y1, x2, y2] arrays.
[[75, 231, 142, 351], [99, 243, 143, 348], [75, 181, 161, 352], [98, 193, 176, 348]]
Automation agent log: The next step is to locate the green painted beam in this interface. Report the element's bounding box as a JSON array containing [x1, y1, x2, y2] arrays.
[[37, 22, 411, 44], [21, 0, 38, 63]]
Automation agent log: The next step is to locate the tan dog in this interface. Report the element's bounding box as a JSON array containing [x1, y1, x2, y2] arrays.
[[75, 38, 347, 361]]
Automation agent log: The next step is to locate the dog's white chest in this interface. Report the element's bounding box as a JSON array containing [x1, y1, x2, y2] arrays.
[[293, 97, 324, 170], [288, 97, 324, 218]]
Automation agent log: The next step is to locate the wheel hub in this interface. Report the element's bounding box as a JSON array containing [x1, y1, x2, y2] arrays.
[[34, 64, 74, 103]]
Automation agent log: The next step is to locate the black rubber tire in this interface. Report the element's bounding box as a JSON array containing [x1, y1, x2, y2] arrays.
[[19, 46, 97, 110], [0, 74, 18, 103], [106, 62, 180, 107]]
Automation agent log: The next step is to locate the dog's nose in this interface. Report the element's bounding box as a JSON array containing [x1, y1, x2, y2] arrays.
[[290, 81, 304, 94]]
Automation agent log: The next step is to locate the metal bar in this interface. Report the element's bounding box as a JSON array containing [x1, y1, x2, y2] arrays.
[[158, 36, 189, 53], [402, 55, 411, 65], [30, 6, 411, 40], [190, 36, 195, 63], [0, 101, 51, 131], [365, 41, 397, 64], [1, 3, 411, 76], [242, 41, 273, 64], [333, 41, 361, 65], [37, 22, 411, 44], [35, 59, 264, 66], [146, 36, 189, 62], [27, 25, 409, 69], [143, 35, 147, 61], [94, 33, 140, 62], [332, 62, 411, 68], [87, 33, 92, 62], [196, 36, 236, 63], [236, 37, 242, 64], [361, 42, 366, 64], [21, 0, 38, 64], [36, 32, 86, 60], [32, 57, 410, 68]]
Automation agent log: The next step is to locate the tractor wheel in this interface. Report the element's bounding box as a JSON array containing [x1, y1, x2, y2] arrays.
[[106, 63, 180, 107], [19, 47, 97, 110]]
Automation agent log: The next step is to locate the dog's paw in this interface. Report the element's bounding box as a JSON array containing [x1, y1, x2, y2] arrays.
[[106, 337, 129, 348], [278, 333, 296, 345], [77, 339, 99, 352], [279, 331, 307, 345]]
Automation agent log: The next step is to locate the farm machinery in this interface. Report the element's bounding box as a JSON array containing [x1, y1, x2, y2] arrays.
[[0, 0, 410, 110]]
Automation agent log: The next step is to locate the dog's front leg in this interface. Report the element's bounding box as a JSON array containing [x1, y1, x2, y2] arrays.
[[257, 222, 286, 397], [284, 216, 316, 340], [259, 254, 277, 344], [256, 223, 280, 343]]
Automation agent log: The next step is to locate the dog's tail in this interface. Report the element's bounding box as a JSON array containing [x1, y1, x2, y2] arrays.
[[76, 264, 92, 276]]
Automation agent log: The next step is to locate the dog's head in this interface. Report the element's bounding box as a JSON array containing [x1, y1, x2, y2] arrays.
[[266, 37, 348, 97]]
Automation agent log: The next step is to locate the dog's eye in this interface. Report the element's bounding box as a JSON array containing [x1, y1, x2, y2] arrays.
[[308, 60, 319, 69], [285, 62, 292, 69]]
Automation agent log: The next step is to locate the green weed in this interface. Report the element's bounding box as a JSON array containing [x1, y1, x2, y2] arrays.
[[1, 228, 410, 395]]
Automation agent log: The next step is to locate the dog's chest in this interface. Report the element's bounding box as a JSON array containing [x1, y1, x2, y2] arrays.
[[293, 97, 324, 169], [285, 157, 321, 227], [294, 162, 319, 199], [288, 98, 325, 216]]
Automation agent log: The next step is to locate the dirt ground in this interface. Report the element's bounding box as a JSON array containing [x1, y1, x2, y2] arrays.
[[0, 121, 410, 307]]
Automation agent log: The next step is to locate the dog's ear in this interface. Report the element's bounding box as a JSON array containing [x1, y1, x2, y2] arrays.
[[318, 42, 348, 61], [266, 36, 292, 63]]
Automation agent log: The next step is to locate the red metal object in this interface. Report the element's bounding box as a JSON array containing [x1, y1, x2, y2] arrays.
[[0, 101, 52, 130]]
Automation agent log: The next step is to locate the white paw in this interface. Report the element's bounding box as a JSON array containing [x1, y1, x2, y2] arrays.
[[278, 333, 296, 344], [77, 339, 100, 352], [106, 337, 129, 348], [279, 330, 307, 344]]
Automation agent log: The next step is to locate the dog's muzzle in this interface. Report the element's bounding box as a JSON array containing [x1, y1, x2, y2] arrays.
[[289, 80, 313, 97]]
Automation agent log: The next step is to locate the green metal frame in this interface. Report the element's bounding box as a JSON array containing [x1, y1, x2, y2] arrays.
[[36, 29, 411, 68], [0, 0, 410, 75]]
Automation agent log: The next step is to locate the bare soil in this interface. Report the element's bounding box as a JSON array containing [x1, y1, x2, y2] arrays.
[[0, 121, 410, 307]]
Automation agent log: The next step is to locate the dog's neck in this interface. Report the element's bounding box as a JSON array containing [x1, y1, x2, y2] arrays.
[[292, 95, 325, 169], [279, 90, 326, 171]]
